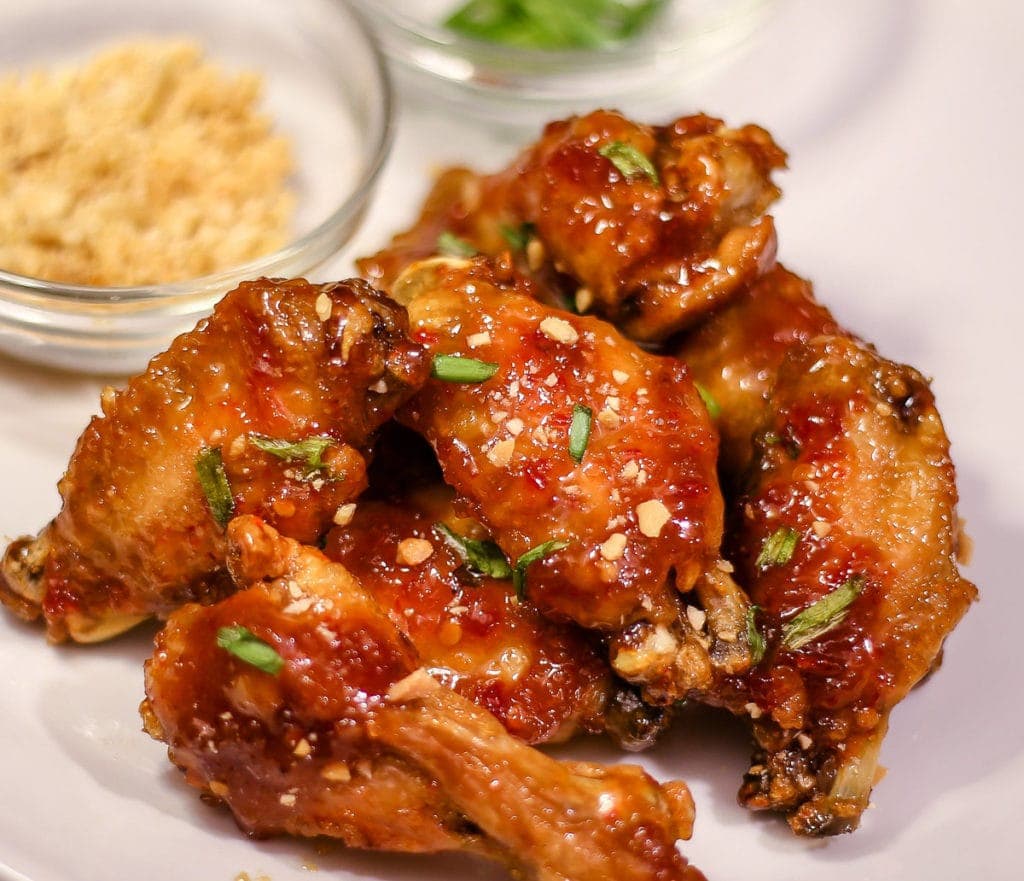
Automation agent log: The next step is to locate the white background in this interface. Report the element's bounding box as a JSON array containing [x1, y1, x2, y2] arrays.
[[0, 1, 1020, 879]]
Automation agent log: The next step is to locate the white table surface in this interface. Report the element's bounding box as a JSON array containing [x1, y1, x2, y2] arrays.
[[0, 1, 1020, 879]]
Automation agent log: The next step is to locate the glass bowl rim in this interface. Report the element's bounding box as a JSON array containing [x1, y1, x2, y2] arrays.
[[0, 4, 394, 307]]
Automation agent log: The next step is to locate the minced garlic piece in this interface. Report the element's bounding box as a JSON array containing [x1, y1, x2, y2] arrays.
[[685, 605, 707, 632], [386, 668, 441, 703], [315, 292, 332, 322], [539, 316, 579, 344], [467, 331, 492, 348], [321, 761, 352, 782], [636, 499, 671, 537], [487, 437, 516, 467], [526, 238, 545, 272], [600, 533, 628, 561], [812, 520, 832, 537], [0, 41, 295, 286], [396, 538, 433, 566], [575, 287, 594, 313], [333, 503, 357, 527]]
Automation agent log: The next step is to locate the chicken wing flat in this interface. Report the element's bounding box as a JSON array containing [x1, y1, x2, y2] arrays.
[[360, 110, 786, 340], [1, 277, 427, 642], [394, 256, 752, 705], [678, 269, 976, 834], [143, 516, 706, 881]]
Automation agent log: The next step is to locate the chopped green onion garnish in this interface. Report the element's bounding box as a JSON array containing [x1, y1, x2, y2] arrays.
[[780, 576, 865, 651], [756, 527, 800, 569], [694, 382, 721, 420], [195, 446, 234, 528], [598, 141, 660, 186], [513, 539, 569, 600], [568, 404, 593, 463], [500, 222, 536, 251], [216, 625, 284, 675], [746, 605, 766, 665], [431, 354, 499, 383], [444, 0, 667, 51], [437, 231, 478, 258], [248, 434, 333, 476], [435, 523, 513, 579]]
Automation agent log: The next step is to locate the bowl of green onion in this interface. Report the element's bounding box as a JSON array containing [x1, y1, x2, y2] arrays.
[[349, 0, 775, 122]]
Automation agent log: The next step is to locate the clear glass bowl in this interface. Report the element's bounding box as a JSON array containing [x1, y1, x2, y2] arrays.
[[0, 0, 392, 374], [349, 0, 775, 123]]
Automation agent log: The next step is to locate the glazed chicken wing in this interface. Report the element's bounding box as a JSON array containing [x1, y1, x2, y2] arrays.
[[1, 277, 427, 642], [678, 268, 976, 834], [395, 256, 752, 705], [361, 110, 786, 341], [143, 516, 706, 881]]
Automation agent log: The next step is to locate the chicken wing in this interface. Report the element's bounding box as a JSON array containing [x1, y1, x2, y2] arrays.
[[395, 256, 752, 705], [1, 277, 427, 642], [678, 269, 976, 834], [360, 110, 786, 341], [143, 515, 706, 881]]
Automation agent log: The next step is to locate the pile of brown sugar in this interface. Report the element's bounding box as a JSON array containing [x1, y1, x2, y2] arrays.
[[0, 40, 295, 287]]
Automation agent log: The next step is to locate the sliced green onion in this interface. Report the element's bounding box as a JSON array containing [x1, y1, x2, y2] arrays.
[[431, 354, 499, 383], [437, 231, 478, 258], [500, 222, 536, 251], [195, 446, 234, 528], [568, 404, 593, 463], [513, 539, 569, 600], [248, 434, 333, 475], [746, 605, 766, 665], [444, 0, 668, 51], [694, 382, 721, 420], [216, 625, 284, 675], [756, 527, 800, 569], [780, 576, 865, 651], [598, 141, 660, 186], [435, 523, 513, 579]]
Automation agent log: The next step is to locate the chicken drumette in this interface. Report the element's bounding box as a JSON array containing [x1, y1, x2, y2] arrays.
[[361, 109, 785, 340], [143, 516, 706, 881], [677, 266, 977, 833], [1, 277, 427, 641], [394, 255, 752, 705]]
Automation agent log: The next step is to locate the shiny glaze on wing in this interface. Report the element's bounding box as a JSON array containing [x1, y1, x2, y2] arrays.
[[676, 265, 842, 481], [0, 278, 427, 641], [143, 516, 707, 881]]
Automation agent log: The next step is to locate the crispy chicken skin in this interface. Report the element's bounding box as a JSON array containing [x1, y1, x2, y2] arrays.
[[679, 269, 976, 834], [360, 110, 786, 341], [0, 278, 427, 642], [395, 256, 751, 704], [143, 516, 706, 881]]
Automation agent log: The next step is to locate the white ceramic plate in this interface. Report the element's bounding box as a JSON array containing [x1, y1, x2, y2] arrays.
[[1, 0, 1020, 879]]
